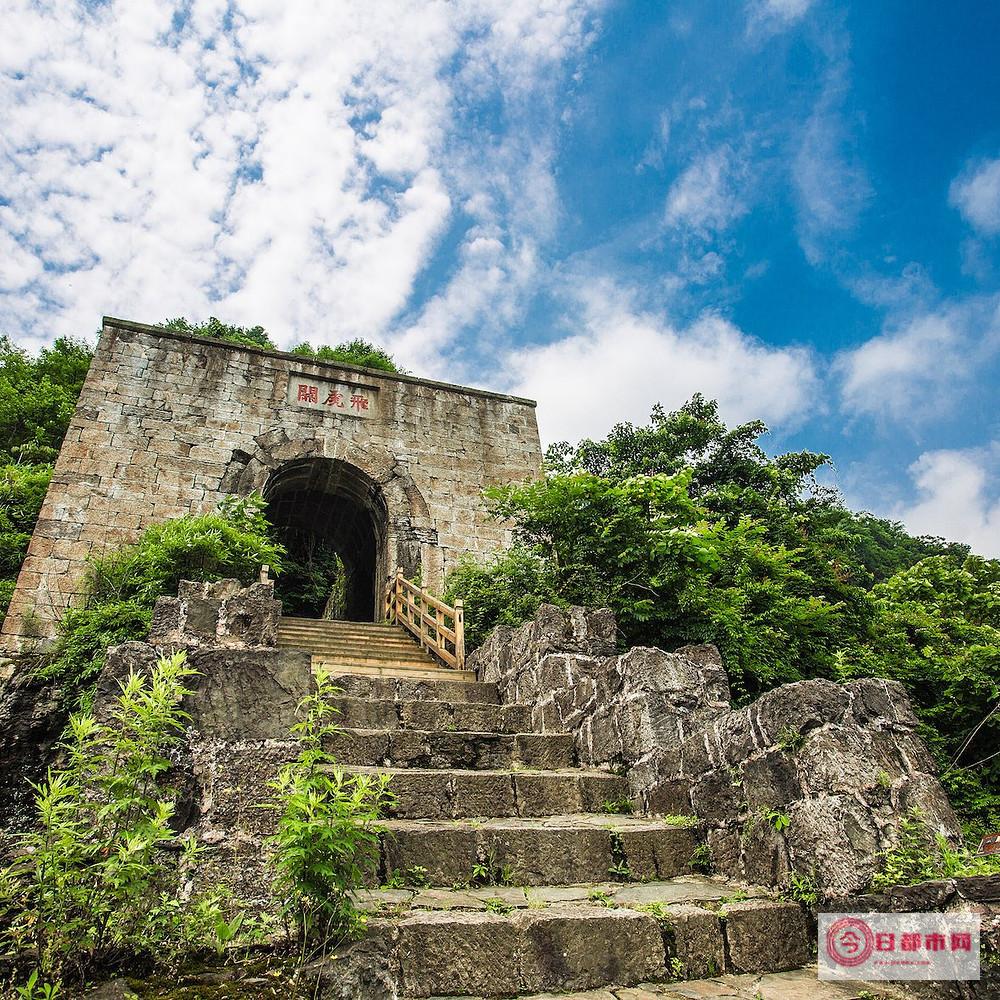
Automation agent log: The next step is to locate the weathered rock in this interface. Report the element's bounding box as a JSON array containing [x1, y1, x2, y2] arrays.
[[472, 604, 962, 897], [396, 909, 522, 996], [662, 903, 726, 979], [518, 907, 665, 992], [784, 796, 881, 895], [0, 666, 66, 850], [723, 900, 811, 973], [149, 579, 282, 649]]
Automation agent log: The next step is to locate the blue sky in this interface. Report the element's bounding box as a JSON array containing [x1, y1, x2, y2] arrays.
[[2, 0, 1000, 552]]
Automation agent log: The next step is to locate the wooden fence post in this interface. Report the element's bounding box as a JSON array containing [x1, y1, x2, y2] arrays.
[[454, 599, 465, 670]]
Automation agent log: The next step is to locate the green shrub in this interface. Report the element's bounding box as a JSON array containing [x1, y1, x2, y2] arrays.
[[0, 579, 14, 619], [269, 668, 393, 952], [444, 546, 565, 650], [37, 600, 153, 692], [0, 652, 240, 989], [37, 494, 284, 703], [83, 494, 284, 606], [871, 810, 1000, 891], [289, 338, 402, 373]]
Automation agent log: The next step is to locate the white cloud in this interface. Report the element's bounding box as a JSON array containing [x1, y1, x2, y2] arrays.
[[896, 446, 1000, 557], [790, 26, 871, 265], [665, 147, 748, 235], [506, 278, 818, 444], [792, 108, 871, 263], [746, 0, 815, 34], [0, 0, 604, 353], [950, 156, 1000, 236], [836, 296, 1000, 423]]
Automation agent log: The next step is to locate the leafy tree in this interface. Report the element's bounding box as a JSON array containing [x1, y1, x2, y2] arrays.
[[0, 336, 92, 464], [839, 556, 1000, 839], [162, 316, 277, 351], [290, 338, 403, 373], [448, 398, 1000, 836], [161, 318, 403, 373], [0, 465, 52, 617], [444, 547, 564, 650]]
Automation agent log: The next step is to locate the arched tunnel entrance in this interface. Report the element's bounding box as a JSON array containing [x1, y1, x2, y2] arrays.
[[263, 458, 389, 621]]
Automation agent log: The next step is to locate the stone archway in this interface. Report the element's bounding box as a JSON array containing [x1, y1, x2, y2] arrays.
[[262, 458, 389, 621]]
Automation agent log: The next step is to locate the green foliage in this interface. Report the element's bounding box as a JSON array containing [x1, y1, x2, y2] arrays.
[[275, 536, 349, 619], [0, 652, 241, 988], [444, 547, 564, 650], [689, 843, 713, 874], [837, 555, 1000, 840], [0, 464, 52, 616], [484, 897, 514, 916], [0, 336, 92, 465], [290, 338, 402, 373], [598, 797, 634, 815], [268, 668, 393, 950], [14, 970, 60, 1000], [37, 494, 284, 700], [446, 396, 1000, 833], [766, 810, 791, 833], [871, 810, 1000, 891], [382, 866, 429, 890], [162, 316, 276, 351], [37, 600, 153, 693], [468, 854, 516, 888], [84, 494, 283, 607], [783, 873, 819, 907], [0, 465, 51, 575]]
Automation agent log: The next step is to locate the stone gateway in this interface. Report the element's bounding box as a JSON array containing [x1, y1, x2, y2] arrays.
[[0, 317, 542, 649]]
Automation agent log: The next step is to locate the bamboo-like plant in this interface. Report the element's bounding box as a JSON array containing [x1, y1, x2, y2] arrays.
[[0, 651, 240, 989], [268, 668, 393, 958]]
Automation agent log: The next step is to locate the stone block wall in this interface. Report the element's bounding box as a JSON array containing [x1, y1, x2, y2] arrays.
[[1, 318, 542, 648], [470, 604, 962, 896]]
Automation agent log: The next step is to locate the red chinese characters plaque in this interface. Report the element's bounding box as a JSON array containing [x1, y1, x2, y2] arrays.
[[287, 375, 377, 418]]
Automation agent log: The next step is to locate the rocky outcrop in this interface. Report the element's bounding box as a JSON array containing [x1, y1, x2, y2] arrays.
[[469, 604, 962, 896], [148, 578, 282, 649], [0, 667, 66, 852]]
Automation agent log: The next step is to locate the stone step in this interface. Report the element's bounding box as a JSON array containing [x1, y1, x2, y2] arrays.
[[326, 672, 499, 704], [344, 765, 629, 819], [435, 969, 907, 1000], [305, 649, 442, 667], [279, 618, 412, 637], [326, 728, 576, 770], [314, 659, 472, 682], [329, 696, 532, 733], [277, 622, 419, 638], [279, 635, 431, 652], [355, 890, 811, 997], [378, 814, 697, 886]]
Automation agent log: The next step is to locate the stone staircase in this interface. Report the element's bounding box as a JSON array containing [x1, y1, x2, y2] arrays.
[[308, 667, 827, 998], [276, 616, 458, 679]]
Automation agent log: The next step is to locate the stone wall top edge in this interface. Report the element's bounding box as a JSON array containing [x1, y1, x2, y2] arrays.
[[101, 316, 538, 408]]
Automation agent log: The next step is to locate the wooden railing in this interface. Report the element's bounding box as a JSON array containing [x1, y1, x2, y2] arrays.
[[384, 568, 465, 670]]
